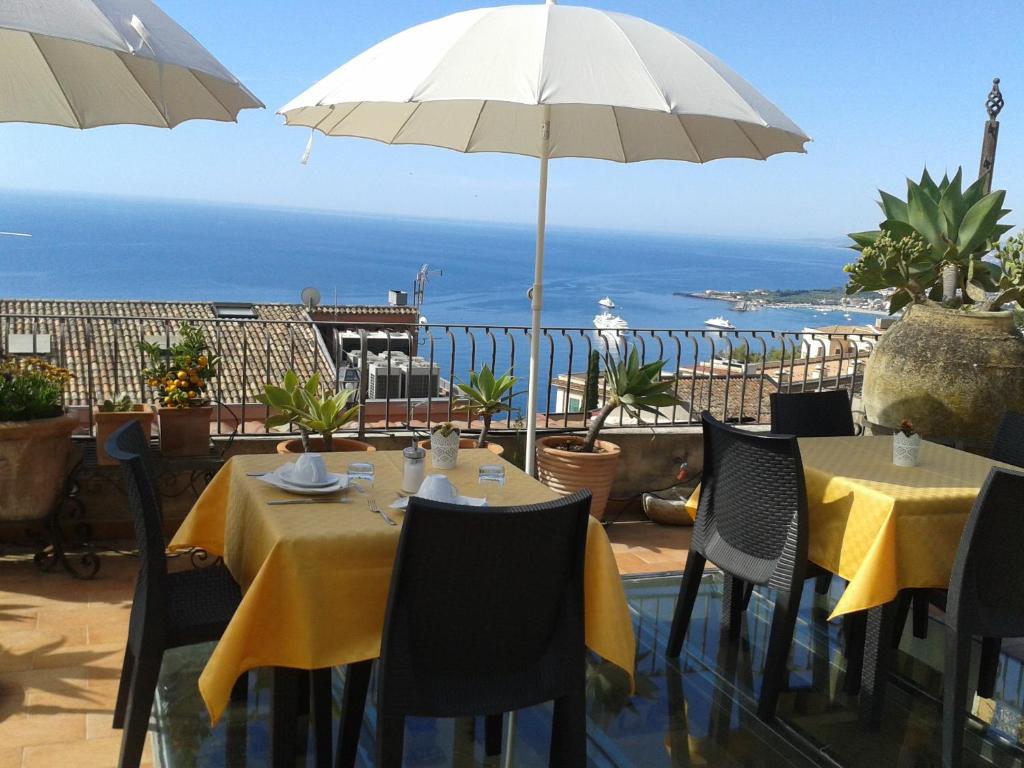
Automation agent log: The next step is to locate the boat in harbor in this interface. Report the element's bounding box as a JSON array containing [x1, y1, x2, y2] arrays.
[[598, 296, 616, 310], [704, 316, 736, 330]]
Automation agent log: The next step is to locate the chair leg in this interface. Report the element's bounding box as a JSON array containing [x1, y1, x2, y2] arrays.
[[977, 637, 1002, 699], [335, 660, 372, 768], [912, 592, 930, 639], [118, 652, 162, 768], [814, 573, 832, 596], [376, 714, 405, 768], [112, 644, 135, 729], [943, 627, 973, 768], [891, 591, 912, 649], [667, 553, 706, 657], [757, 587, 800, 722], [721, 574, 746, 641], [310, 668, 333, 768], [230, 672, 249, 705], [842, 611, 866, 695], [484, 714, 503, 757], [550, 690, 586, 768]]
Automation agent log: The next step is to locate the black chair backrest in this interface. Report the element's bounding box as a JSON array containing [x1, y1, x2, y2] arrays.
[[769, 390, 855, 437], [947, 468, 1024, 638], [695, 412, 808, 591], [377, 490, 591, 718], [106, 421, 168, 646], [990, 411, 1024, 468]]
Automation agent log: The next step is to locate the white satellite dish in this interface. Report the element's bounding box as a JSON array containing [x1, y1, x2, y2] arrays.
[[301, 286, 321, 309]]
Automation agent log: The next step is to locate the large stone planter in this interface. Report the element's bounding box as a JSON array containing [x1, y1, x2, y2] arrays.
[[0, 413, 78, 522], [276, 436, 376, 454], [93, 404, 156, 466], [158, 405, 212, 457], [536, 435, 621, 520], [863, 302, 1024, 447]]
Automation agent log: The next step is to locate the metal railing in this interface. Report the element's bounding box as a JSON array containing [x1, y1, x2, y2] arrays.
[[1, 312, 878, 436]]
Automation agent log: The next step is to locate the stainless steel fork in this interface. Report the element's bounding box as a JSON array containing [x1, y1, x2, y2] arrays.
[[367, 497, 397, 526]]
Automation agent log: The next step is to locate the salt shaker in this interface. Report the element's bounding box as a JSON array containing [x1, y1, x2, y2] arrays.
[[402, 443, 426, 494]]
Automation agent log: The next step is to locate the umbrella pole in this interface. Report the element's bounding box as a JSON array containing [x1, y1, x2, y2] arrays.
[[524, 107, 551, 477]]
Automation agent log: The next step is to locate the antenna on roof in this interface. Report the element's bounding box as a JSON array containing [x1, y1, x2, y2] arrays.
[[413, 263, 442, 307], [301, 287, 321, 309]]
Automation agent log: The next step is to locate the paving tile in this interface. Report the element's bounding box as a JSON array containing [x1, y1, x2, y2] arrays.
[[0, 711, 86, 750], [22, 733, 151, 768]]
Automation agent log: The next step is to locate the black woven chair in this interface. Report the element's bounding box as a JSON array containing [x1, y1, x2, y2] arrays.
[[667, 412, 830, 721], [337, 490, 592, 767], [991, 410, 1024, 467], [107, 422, 332, 768], [769, 389, 857, 438], [770, 390, 856, 596], [943, 468, 1024, 768]]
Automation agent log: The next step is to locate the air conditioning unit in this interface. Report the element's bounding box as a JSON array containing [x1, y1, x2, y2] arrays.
[[399, 357, 441, 399], [367, 361, 404, 399]]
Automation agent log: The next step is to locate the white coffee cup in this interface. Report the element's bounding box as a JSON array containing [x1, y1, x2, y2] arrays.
[[416, 474, 457, 501], [293, 453, 328, 485]]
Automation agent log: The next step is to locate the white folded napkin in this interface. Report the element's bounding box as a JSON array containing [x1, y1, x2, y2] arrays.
[[390, 495, 487, 510]]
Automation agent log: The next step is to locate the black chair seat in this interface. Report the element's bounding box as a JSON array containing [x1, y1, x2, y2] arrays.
[[164, 564, 242, 649]]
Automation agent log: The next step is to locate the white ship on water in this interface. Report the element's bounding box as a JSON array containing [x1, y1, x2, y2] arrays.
[[593, 297, 628, 359], [704, 316, 736, 330]]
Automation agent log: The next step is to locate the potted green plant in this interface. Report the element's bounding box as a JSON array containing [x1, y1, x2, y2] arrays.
[[845, 167, 1024, 446], [140, 323, 219, 456], [536, 348, 683, 520], [257, 370, 372, 453], [0, 356, 78, 522], [92, 392, 157, 466], [418, 365, 515, 457], [424, 422, 461, 469]]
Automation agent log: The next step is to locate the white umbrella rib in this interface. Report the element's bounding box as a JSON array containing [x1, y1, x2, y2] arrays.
[[388, 101, 424, 144], [672, 114, 705, 163], [112, 51, 172, 128], [603, 15, 672, 113], [184, 68, 237, 123], [610, 106, 628, 163], [463, 100, 486, 153], [28, 33, 84, 129], [732, 119, 770, 161]]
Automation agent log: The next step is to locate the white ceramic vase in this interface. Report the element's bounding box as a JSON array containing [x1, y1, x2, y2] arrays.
[[893, 432, 921, 467], [430, 429, 461, 469]]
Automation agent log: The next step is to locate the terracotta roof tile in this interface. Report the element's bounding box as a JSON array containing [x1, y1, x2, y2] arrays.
[[0, 300, 350, 406]]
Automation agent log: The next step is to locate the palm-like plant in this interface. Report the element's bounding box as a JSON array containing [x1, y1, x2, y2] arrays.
[[846, 167, 1012, 312], [581, 349, 683, 453], [257, 370, 360, 452], [454, 365, 518, 447]]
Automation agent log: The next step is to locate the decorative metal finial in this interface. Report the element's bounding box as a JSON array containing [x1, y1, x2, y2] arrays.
[[986, 77, 1004, 120]]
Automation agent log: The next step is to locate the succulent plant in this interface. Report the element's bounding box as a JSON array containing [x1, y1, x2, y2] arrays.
[[846, 167, 1012, 312], [453, 365, 519, 447], [257, 370, 360, 452]]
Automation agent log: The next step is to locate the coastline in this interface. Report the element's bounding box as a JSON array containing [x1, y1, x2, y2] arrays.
[[677, 288, 890, 319]]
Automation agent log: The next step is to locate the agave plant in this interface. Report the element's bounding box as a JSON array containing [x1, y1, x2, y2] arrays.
[[845, 167, 1012, 312], [257, 370, 360, 452], [454, 365, 519, 447], [581, 348, 684, 453]]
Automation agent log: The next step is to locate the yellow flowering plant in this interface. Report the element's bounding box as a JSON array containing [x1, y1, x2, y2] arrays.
[[0, 357, 73, 421], [140, 323, 220, 408]]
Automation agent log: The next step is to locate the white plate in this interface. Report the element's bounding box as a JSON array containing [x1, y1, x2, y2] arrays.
[[259, 473, 349, 496]]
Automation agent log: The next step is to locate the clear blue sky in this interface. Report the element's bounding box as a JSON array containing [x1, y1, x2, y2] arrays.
[[2, 0, 1022, 239]]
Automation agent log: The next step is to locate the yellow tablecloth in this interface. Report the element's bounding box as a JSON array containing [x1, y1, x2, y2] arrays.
[[685, 436, 1015, 620], [170, 449, 636, 723]]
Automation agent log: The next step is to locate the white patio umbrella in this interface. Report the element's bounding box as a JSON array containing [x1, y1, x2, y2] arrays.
[[0, 0, 262, 128], [279, 0, 809, 475]]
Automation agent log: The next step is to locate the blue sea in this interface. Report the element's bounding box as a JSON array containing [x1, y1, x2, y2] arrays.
[[0, 190, 869, 332]]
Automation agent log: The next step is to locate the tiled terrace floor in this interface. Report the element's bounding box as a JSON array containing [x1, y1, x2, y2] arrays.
[[0, 515, 687, 768]]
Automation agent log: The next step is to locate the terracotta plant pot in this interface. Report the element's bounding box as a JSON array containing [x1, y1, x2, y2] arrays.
[[158, 405, 213, 457], [863, 302, 1024, 447], [276, 436, 376, 454], [417, 437, 505, 457], [535, 435, 621, 520], [93, 404, 156, 466], [0, 412, 78, 522]]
